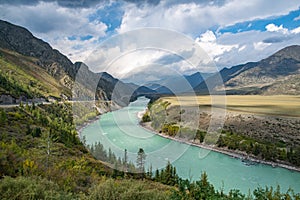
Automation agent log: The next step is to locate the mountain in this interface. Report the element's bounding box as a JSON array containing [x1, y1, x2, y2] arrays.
[[132, 86, 159, 99], [184, 72, 213, 88], [155, 86, 174, 95], [0, 20, 76, 87], [0, 20, 153, 106], [0, 47, 72, 104], [96, 71, 142, 106], [194, 45, 300, 95], [141, 72, 212, 94], [143, 83, 173, 95], [144, 83, 162, 90]]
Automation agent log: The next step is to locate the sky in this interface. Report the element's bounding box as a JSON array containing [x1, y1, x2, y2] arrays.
[[0, 0, 300, 79]]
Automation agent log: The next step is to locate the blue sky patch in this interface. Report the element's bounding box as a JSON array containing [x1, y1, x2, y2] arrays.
[[219, 8, 300, 34], [68, 35, 93, 41], [80, 35, 93, 41], [88, 1, 124, 34], [68, 35, 77, 41]]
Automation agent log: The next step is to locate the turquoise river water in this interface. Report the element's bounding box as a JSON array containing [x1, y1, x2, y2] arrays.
[[81, 97, 300, 193]]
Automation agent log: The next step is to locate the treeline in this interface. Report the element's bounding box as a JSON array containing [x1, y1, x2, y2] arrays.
[[87, 142, 137, 176], [151, 162, 300, 200], [160, 123, 206, 142], [169, 171, 300, 200], [87, 140, 300, 200], [217, 131, 300, 166]]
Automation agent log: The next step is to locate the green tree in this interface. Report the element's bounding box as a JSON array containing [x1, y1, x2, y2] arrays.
[[136, 148, 146, 174], [32, 127, 42, 137], [0, 109, 7, 124], [123, 149, 128, 173], [154, 169, 160, 181], [142, 112, 151, 122]]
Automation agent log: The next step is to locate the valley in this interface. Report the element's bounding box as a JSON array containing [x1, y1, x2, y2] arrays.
[[143, 95, 300, 169], [81, 97, 300, 194], [0, 14, 300, 199]]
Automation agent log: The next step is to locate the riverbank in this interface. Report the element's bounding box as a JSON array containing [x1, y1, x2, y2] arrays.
[[76, 115, 100, 137], [138, 119, 300, 173]]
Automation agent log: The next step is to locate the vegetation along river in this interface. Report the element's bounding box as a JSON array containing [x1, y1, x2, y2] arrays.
[[81, 97, 300, 193]]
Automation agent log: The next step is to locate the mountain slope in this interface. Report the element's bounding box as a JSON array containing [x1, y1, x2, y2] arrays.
[[194, 45, 300, 95], [0, 20, 76, 89], [0, 48, 71, 103], [0, 20, 152, 106]]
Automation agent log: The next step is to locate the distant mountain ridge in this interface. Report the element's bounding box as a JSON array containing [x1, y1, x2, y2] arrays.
[[194, 45, 300, 95], [1, 19, 299, 101], [141, 71, 213, 94]]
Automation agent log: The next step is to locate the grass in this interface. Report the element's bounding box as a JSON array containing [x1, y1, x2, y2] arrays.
[[160, 95, 300, 117], [0, 48, 70, 98]]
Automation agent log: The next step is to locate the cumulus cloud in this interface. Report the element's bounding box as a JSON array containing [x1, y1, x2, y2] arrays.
[[118, 0, 300, 36], [253, 41, 271, 51], [195, 30, 239, 62], [194, 29, 300, 69], [103, 49, 167, 78], [198, 30, 216, 42], [0, 2, 107, 62], [265, 23, 289, 34], [155, 48, 195, 65], [0, 0, 300, 73], [291, 26, 300, 34], [264, 24, 300, 35], [83, 28, 217, 79]]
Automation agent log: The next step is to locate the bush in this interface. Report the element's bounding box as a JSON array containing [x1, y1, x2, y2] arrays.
[[142, 112, 151, 122], [0, 176, 75, 200], [88, 178, 170, 200]]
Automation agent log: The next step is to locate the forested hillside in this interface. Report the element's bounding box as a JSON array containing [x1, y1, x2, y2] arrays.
[[1, 103, 300, 199]]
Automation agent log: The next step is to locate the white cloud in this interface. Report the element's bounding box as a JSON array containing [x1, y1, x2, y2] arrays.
[[195, 29, 300, 68], [116, 0, 300, 72], [105, 49, 167, 78], [265, 23, 288, 34], [291, 26, 300, 34], [264, 24, 300, 35], [1, 0, 300, 73], [195, 31, 239, 61], [253, 41, 271, 51], [118, 0, 300, 36], [238, 45, 246, 52], [51, 37, 99, 63], [83, 28, 217, 78], [294, 15, 300, 21], [0, 2, 107, 63], [198, 30, 216, 42]]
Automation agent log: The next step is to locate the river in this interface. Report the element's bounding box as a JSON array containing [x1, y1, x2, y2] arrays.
[[81, 97, 300, 193]]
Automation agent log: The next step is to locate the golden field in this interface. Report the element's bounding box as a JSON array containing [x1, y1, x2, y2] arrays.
[[160, 95, 300, 117]]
